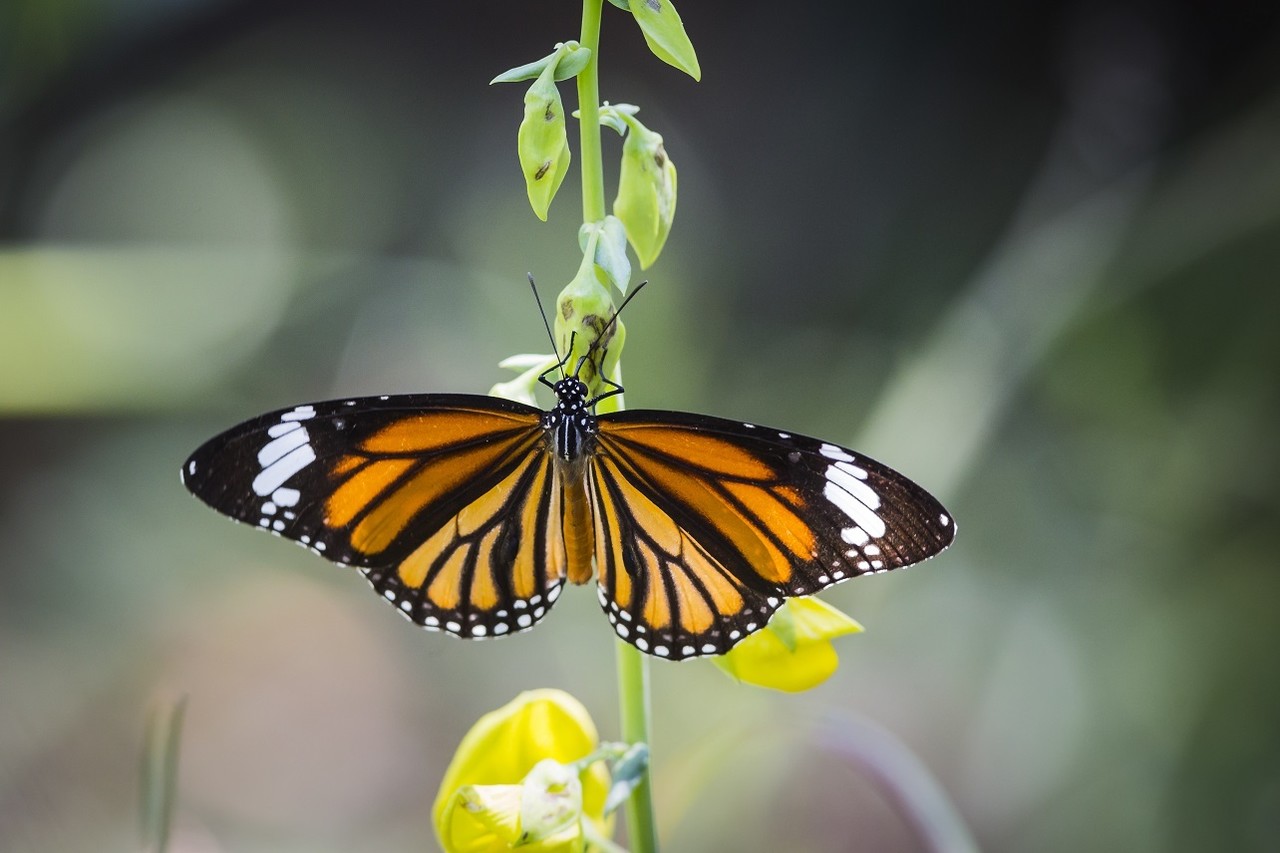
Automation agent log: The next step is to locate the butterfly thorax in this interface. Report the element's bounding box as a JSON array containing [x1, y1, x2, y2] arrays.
[[542, 377, 598, 466]]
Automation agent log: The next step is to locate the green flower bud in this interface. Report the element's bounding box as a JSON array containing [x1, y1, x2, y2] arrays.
[[518, 65, 571, 221], [613, 116, 677, 269], [554, 258, 617, 393]]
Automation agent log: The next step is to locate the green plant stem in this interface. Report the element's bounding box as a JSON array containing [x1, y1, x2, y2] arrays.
[[576, 0, 606, 224], [576, 2, 656, 849], [615, 638, 656, 851]]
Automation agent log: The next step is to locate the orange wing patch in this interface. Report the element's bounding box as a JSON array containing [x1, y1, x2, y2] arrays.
[[360, 408, 537, 454], [598, 423, 776, 479], [326, 430, 539, 556]]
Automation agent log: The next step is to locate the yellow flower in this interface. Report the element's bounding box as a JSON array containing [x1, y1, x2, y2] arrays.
[[434, 690, 611, 853], [714, 598, 864, 692]]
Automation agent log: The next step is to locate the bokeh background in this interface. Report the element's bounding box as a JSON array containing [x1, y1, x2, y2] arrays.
[[3, 1, 1279, 851]]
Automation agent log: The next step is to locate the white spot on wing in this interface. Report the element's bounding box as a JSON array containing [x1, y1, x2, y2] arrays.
[[825, 481, 886, 538], [267, 421, 301, 438], [281, 405, 316, 422], [272, 487, 301, 507], [819, 443, 855, 462], [842, 526, 870, 546], [258, 428, 309, 468], [252, 444, 317, 496], [826, 463, 881, 510], [834, 460, 868, 481]]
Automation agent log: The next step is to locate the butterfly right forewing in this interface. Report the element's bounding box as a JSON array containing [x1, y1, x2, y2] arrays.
[[586, 409, 955, 658]]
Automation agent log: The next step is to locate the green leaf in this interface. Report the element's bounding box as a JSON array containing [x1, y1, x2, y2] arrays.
[[628, 0, 701, 81], [603, 743, 649, 816], [606, 0, 631, 9], [555, 44, 593, 80], [139, 693, 187, 853], [517, 66, 572, 220], [578, 216, 632, 293], [491, 42, 591, 84]]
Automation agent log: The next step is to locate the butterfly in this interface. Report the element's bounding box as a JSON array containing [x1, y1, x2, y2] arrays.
[[183, 379, 954, 661], [182, 288, 954, 660]]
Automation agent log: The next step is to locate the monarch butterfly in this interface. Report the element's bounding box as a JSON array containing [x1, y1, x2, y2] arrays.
[[183, 317, 954, 660]]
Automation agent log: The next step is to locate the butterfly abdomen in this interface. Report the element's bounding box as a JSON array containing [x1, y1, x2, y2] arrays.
[[562, 476, 595, 585]]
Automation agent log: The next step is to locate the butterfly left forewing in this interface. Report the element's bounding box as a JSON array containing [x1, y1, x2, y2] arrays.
[[591, 410, 955, 657], [182, 394, 568, 637]]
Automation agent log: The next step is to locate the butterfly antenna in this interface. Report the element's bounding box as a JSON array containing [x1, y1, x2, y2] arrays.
[[528, 273, 566, 379], [572, 281, 648, 380], [600, 280, 647, 342], [583, 281, 648, 364]]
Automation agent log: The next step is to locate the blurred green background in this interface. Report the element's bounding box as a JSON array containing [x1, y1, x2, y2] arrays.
[[3, 1, 1279, 851]]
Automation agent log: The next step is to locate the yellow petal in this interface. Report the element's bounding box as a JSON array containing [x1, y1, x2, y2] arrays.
[[449, 784, 525, 851], [520, 759, 583, 845], [443, 776, 588, 853], [714, 598, 864, 692]]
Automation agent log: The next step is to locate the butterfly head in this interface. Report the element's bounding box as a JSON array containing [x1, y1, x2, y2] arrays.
[[552, 377, 590, 409]]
